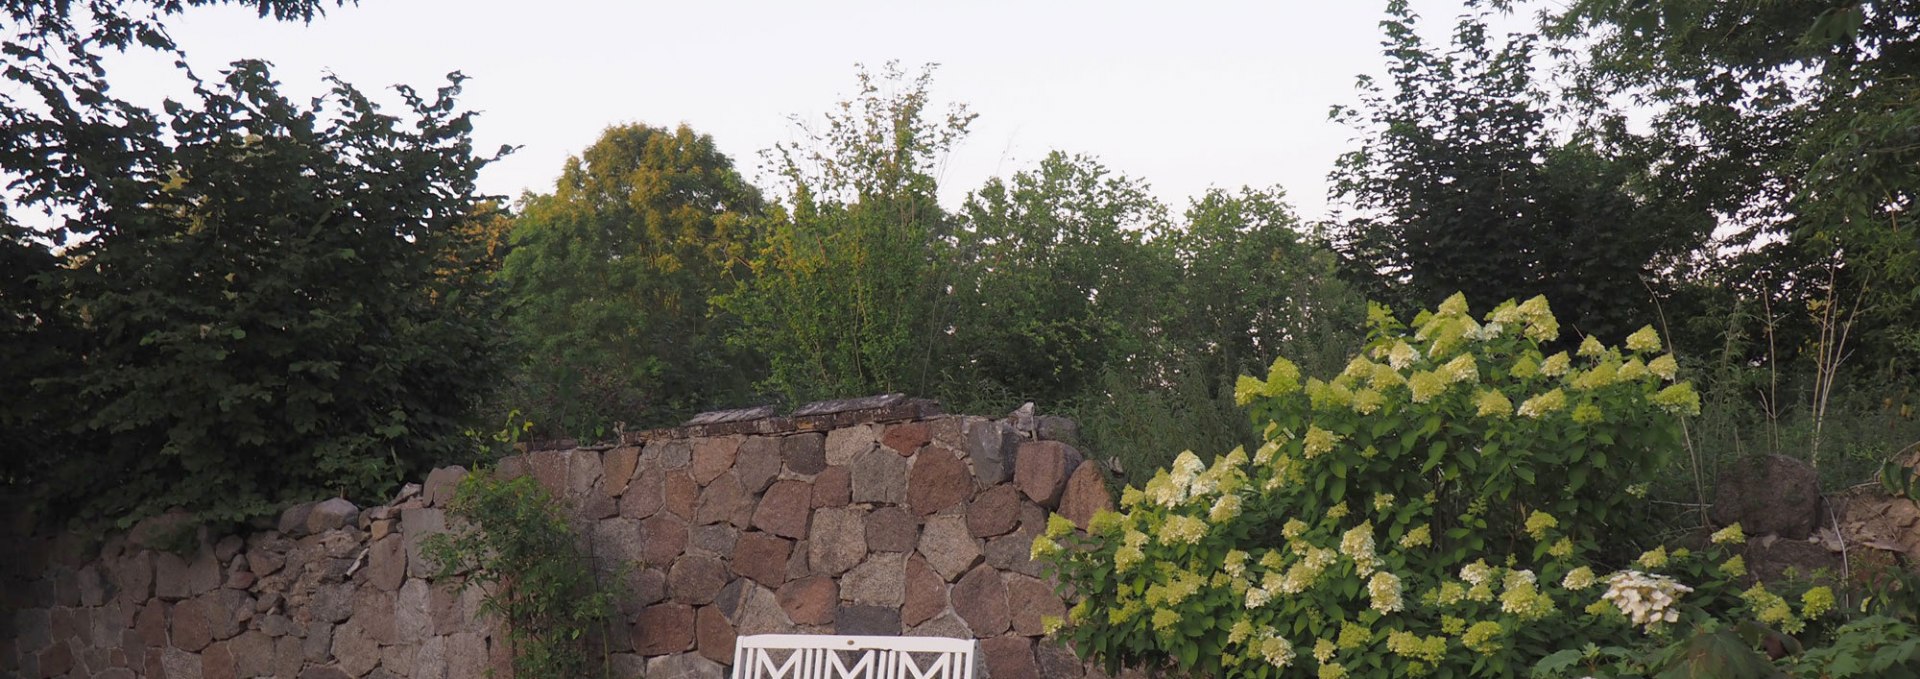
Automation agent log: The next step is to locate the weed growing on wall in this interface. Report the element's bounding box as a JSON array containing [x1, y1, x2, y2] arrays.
[[423, 472, 616, 679]]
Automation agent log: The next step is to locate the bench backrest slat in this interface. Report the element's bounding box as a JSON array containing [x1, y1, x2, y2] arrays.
[[732, 634, 977, 679]]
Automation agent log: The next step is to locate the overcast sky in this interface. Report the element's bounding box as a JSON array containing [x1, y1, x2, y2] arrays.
[[102, 0, 1527, 221]]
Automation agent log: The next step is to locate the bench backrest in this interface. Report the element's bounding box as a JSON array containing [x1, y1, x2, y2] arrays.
[[732, 634, 977, 679]]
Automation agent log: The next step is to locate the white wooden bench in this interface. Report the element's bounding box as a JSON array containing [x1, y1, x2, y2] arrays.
[[732, 634, 978, 679]]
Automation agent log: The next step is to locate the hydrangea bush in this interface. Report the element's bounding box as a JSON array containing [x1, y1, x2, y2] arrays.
[[1030, 294, 1814, 678]]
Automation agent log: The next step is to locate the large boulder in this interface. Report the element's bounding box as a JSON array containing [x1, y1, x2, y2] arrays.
[[1712, 454, 1821, 539]]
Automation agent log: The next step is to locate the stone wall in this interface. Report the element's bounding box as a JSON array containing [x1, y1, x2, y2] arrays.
[[1, 396, 1116, 679]]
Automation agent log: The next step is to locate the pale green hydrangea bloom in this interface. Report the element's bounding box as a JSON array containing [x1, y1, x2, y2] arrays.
[[1462, 621, 1505, 655], [1710, 523, 1746, 545], [1303, 425, 1340, 458], [1578, 335, 1606, 357], [1540, 352, 1571, 377], [1561, 566, 1597, 590], [1517, 388, 1567, 418], [1368, 570, 1405, 613], [1626, 325, 1662, 353], [1475, 389, 1512, 417], [1648, 354, 1679, 380]]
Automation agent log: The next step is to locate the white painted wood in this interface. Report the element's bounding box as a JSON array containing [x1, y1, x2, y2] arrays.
[[733, 634, 977, 679]]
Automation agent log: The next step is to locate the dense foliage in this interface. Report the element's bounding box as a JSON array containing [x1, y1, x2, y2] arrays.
[[500, 123, 764, 437]]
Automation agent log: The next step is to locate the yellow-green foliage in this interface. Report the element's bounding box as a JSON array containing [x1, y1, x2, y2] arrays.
[[1034, 294, 1745, 678]]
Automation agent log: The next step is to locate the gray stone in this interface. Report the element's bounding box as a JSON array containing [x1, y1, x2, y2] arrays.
[[695, 472, 754, 528], [688, 523, 740, 557], [306, 498, 360, 534], [302, 621, 333, 662], [447, 632, 488, 679], [984, 506, 1047, 578], [807, 508, 868, 576], [850, 448, 909, 505], [732, 582, 795, 636], [1035, 416, 1080, 446], [1712, 453, 1822, 539], [367, 534, 407, 592], [108, 550, 154, 604], [611, 653, 648, 679], [825, 425, 878, 466], [647, 652, 726, 679], [528, 449, 571, 496], [412, 636, 446, 679], [396, 578, 432, 639], [691, 437, 739, 486], [424, 466, 467, 508], [622, 463, 666, 519], [154, 552, 190, 601], [1036, 641, 1085, 679], [982, 635, 1039, 679], [781, 432, 828, 475], [964, 419, 1021, 486], [865, 506, 919, 552], [161, 646, 203, 679], [331, 619, 380, 677], [835, 605, 902, 636], [918, 514, 982, 582], [735, 437, 783, 493], [277, 503, 315, 538], [311, 581, 356, 623], [906, 610, 974, 639], [645, 438, 694, 470], [400, 507, 447, 579], [840, 552, 906, 607], [667, 555, 730, 605], [76, 564, 107, 606], [569, 447, 605, 500], [230, 630, 275, 678]]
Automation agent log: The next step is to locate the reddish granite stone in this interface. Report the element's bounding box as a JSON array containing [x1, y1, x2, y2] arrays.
[[881, 422, 931, 455], [730, 532, 792, 587], [908, 449, 971, 516], [1058, 463, 1114, 530], [951, 564, 1011, 637], [967, 484, 1021, 538], [1014, 441, 1082, 508], [775, 576, 838, 626], [691, 438, 740, 486], [633, 604, 696, 655], [981, 635, 1040, 679], [752, 480, 813, 540], [811, 467, 851, 508], [664, 471, 699, 520], [1004, 573, 1066, 636], [695, 606, 735, 665], [900, 554, 947, 627]]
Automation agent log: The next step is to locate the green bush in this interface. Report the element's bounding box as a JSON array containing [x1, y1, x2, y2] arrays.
[[1035, 293, 1738, 678], [423, 472, 616, 679]]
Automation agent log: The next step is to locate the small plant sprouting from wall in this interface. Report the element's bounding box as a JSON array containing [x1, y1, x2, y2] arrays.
[[423, 472, 617, 679]]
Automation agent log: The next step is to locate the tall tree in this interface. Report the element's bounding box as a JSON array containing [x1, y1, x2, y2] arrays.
[[947, 151, 1176, 407], [500, 123, 765, 436], [1330, 3, 1711, 342], [14, 61, 504, 527], [720, 62, 973, 403], [1541, 0, 1920, 367]]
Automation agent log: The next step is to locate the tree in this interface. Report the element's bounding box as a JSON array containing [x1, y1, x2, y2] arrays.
[[1329, 3, 1711, 343], [499, 124, 765, 437], [12, 60, 505, 527], [947, 151, 1176, 407], [720, 62, 973, 403]]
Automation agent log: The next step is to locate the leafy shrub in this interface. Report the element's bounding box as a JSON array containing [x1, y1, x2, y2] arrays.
[[1036, 293, 1729, 678], [423, 471, 616, 679]]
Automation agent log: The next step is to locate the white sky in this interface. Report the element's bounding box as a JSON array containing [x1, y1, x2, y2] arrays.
[[100, 0, 1527, 221]]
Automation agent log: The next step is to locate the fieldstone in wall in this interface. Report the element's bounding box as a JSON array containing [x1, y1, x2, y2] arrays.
[[753, 480, 813, 539], [663, 470, 700, 520], [1014, 441, 1082, 508], [907, 610, 973, 639], [952, 564, 1012, 637], [825, 425, 877, 466], [864, 506, 919, 552], [646, 438, 694, 471], [695, 605, 735, 665], [648, 651, 726, 679], [918, 514, 982, 582], [604, 446, 641, 497], [808, 508, 868, 576], [695, 472, 754, 529], [836, 606, 902, 636], [982, 635, 1040, 679], [688, 524, 739, 558], [841, 552, 906, 607], [774, 576, 837, 626], [692, 437, 740, 486], [782, 433, 828, 475], [423, 467, 466, 508], [399, 507, 446, 579], [668, 555, 730, 605], [735, 437, 783, 494], [634, 603, 696, 655], [850, 448, 909, 505], [882, 421, 932, 455], [731, 532, 792, 587], [639, 514, 690, 567], [813, 466, 851, 507], [1004, 573, 1066, 636], [896, 557, 944, 625], [963, 418, 1021, 486], [1058, 462, 1115, 530], [621, 464, 666, 519], [908, 449, 971, 516], [967, 485, 1021, 538]]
